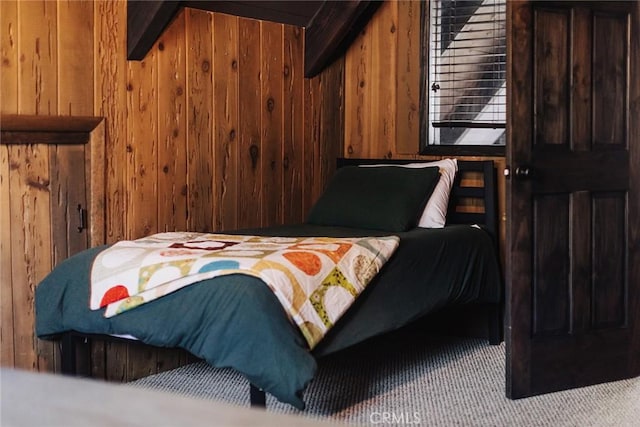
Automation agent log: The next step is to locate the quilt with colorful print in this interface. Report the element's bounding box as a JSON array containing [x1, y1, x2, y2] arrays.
[[90, 232, 399, 348]]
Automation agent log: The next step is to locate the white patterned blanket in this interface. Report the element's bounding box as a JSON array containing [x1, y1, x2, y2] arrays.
[[90, 232, 399, 348]]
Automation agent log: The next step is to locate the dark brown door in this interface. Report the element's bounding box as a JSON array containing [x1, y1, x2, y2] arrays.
[[506, 1, 640, 398]]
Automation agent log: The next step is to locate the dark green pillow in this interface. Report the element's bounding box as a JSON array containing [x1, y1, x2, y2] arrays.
[[306, 166, 441, 232]]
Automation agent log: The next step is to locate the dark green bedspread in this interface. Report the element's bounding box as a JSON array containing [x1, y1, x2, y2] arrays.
[[35, 224, 501, 409]]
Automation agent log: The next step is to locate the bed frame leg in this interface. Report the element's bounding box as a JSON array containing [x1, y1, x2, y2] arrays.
[[61, 333, 78, 375], [249, 383, 266, 408], [488, 304, 503, 345]]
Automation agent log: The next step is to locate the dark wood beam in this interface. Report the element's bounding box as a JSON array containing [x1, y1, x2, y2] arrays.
[[127, 0, 182, 60], [304, 0, 382, 78]]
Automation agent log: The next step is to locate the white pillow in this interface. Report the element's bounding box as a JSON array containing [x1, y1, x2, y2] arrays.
[[360, 159, 457, 228]]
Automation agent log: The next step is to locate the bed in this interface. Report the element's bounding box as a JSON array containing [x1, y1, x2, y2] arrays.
[[35, 158, 503, 410]]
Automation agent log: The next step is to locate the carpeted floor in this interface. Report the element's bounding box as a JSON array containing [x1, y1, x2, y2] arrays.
[[130, 331, 640, 426]]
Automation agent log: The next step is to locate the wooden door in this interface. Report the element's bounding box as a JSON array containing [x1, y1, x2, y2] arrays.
[[506, 1, 640, 398]]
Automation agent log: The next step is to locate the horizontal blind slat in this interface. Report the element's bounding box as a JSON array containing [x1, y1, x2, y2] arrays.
[[430, 0, 507, 135]]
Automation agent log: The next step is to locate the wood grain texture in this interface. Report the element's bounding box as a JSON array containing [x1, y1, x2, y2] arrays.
[[370, 1, 397, 159], [57, 0, 93, 116], [344, 21, 371, 158], [534, 8, 569, 146], [238, 17, 262, 228], [95, 0, 128, 244], [508, 0, 640, 398], [0, 0, 18, 113], [396, 0, 421, 155], [303, 70, 321, 216], [87, 119, 106, 248], [0, 145, 14, 367], [7, 144, 52, 371], [592, 192, 626, 328], [571, 7, 592, 151], [261, 20, 284, 226], [629, 0, 640, 377], [49, 144, 87, 266], [18, 0, 57, 115], [593, 12, 628, 148], [127, 52, 158, 239], [505, 0, 534, 398], [213, 13, 239, 232], [157, 10, 187, 233], [185, 8, 214, 233], [283, 25, 304, 224]]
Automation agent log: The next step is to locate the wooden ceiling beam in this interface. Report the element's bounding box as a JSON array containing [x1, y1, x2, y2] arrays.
[[304, 0, 382, 78], [127, 0, 182, 60]]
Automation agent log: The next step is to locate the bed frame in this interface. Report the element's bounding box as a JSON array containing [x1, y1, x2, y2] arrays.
[[58, 158, 501, 409]]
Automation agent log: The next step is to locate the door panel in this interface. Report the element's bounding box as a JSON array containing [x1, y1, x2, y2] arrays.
[[506, 0, 640, 399]]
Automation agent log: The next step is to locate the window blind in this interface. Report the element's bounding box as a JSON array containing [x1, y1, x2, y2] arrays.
[[430, 0, 506, 129]]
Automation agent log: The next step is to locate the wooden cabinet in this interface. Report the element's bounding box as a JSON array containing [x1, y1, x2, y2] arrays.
[[0, 115, 105, 373]]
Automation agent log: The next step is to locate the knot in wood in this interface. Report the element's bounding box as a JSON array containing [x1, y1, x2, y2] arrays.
[[266, 97, 275, 112]]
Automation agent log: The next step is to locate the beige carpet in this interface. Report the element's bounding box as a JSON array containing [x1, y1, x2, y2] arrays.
[[131, 332, 640, 426]]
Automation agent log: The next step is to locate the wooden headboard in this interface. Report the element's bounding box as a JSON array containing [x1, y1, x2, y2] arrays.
[[335, 158, 498, 240]]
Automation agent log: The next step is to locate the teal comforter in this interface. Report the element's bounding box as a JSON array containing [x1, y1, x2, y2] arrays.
[[36, 224, 502, 409]]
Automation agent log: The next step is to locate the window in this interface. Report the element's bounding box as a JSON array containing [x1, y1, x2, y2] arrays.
[[421, 0, 506, 154]]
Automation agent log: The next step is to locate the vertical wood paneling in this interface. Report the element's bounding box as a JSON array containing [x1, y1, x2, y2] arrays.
[[157, 11, 187, 233], [95, 0, 127, 244], [370, 1, 397, 159], [1, 0, 19, 113], [283, 25, 304, 224], [186, 9, 214, 233], [18, 0, 57, 115], [261, 21, 283, 226], [344, 24, 371, 158], [57, 0, 93, 115], [93, 0, 127, 378], [0, 145, 14, 367], [213, 13, 239, 232], [396, 1, 421, 155], [0, 0, 18, 369], [316, 58, 345, 200], [126, 52, 160, 379], [238, 18, 262, 228], [303, 73, 321, 216], [302, 56, 345, 214], [8, 145, 52, 371], [127, 53, 158, 239]]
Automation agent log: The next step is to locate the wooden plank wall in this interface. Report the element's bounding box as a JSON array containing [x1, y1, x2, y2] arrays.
[[1, 1, 342, 380], [343, 1, 507, 253]]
